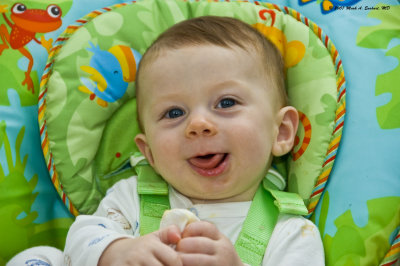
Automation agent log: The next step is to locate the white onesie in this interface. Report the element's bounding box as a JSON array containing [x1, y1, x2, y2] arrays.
[[63, 177, 324, 265], [8, 176, 325, 266]]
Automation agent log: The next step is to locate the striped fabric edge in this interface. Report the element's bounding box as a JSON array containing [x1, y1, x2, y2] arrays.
[[257, 3, 400, 264], [39, 0, 399, 263], [380, 231, 400, 266], [255, 1, 346, 217], [38, 1, 137, 217], [39, 0, 346, 218]]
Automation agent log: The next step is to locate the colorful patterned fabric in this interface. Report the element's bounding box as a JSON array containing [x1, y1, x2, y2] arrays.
[[0, 0, 399, 265], [39, 0, 343, 218]]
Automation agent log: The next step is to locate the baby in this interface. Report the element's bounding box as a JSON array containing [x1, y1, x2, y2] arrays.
[[88, 16, 324, 266], [8, 16, 324, 266]]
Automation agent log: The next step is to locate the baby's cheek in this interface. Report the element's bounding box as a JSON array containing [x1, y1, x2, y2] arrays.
[[236, 125, 272, 150], [238, 129, 273, 165], [151, 134, 178, 157], [151, 142, 182, 175]]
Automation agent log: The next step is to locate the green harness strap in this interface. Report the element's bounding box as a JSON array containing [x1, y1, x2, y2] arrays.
[[234, 184, 278, 265], [233, 176, 308, 265], [134, 158, 170, 235], [133, 156, 308, 265]]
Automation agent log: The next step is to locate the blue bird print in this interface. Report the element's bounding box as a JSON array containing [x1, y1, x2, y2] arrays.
[[79, 42, 141, 107]]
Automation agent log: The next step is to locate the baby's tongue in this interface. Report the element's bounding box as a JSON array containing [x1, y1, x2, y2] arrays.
[[189, 153, 224, 169]]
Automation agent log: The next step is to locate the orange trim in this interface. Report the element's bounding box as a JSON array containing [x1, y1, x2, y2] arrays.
[[40, 124, 45, 136], [333, 121, 344, 135], [338, 88, 346, 102], [56, 37, 69, 42], [38, 89, 46, 101], [38, 99, 45, 115], [336, 108, 346, 121], [310, 188, 324, 198], [333, 49, 338, 63], [327, 142, 339, 154], [47, 155, 52, 171], [323, 155, 335, 167], [315, 176, 329, 187], [336, 60, 342, 74], [272, 3, 281, 11], [337, 77, 345, 92], [41, 134, 48, 150]]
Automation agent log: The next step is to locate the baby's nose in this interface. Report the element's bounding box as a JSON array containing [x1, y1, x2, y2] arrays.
[[185, 116, 217, 138]]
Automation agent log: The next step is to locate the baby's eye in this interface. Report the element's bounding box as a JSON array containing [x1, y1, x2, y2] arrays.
[[217, 98, 236, 108], [164, 108, 185, 119]]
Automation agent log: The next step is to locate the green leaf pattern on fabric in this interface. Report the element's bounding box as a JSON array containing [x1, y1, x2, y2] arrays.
[[357, 4, 400, 129], [42, 0, 339, 215], [317, 192, 400, 266], [0, 121, 72, 262]]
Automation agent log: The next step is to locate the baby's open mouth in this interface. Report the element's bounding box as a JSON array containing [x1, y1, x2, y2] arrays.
[[188, 153, 229, 177]]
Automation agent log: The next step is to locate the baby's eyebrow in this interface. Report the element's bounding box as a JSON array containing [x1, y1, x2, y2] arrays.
[[144, 95, 184, 114], [148, 92, 186, 104], [211, 79, 244, 88]]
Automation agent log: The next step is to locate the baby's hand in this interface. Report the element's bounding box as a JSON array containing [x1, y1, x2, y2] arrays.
[[98, 225, 182, 266], [177, 221, 244, 266]]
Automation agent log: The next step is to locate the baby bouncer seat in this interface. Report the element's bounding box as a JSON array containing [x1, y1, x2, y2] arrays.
[[0, 0, 399, 265]]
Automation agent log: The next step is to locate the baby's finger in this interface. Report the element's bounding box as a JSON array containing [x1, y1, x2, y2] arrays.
[[179, 253, 214, 266], [153, 241, 183, 266], [157, 224, 181, 245], [176, 236, 215, 255], [140, 257, 165, 266], [181, 221, 220, 240]]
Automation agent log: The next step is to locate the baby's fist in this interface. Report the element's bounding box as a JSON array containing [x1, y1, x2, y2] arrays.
[[177, 221, 244, 266]]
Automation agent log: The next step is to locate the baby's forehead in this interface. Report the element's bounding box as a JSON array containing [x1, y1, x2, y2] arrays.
[[141, 43, 265, 74], [140, 45, 264, 81], [136, 43, 281, 101]]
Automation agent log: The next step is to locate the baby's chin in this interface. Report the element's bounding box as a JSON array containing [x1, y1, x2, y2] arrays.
[[170, 185, 228, 204], [185, 190, 253, 204]]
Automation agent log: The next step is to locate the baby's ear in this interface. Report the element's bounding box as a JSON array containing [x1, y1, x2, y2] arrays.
[[134, 133, 155, 167], [272, 106, 299, 156]]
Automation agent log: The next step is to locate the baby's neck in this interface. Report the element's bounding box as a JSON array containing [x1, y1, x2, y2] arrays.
[[189, 192, 255, 205]]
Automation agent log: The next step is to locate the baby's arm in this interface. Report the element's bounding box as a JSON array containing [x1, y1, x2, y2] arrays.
[[64, 178, 181, 265], [98, 225, 182, 266], [65, 215, 182, 265], [263, 214, 325, 266], [177, 221, 244, 266]]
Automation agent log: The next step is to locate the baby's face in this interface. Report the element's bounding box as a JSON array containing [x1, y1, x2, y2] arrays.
[[135, 45, 282, 203]]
